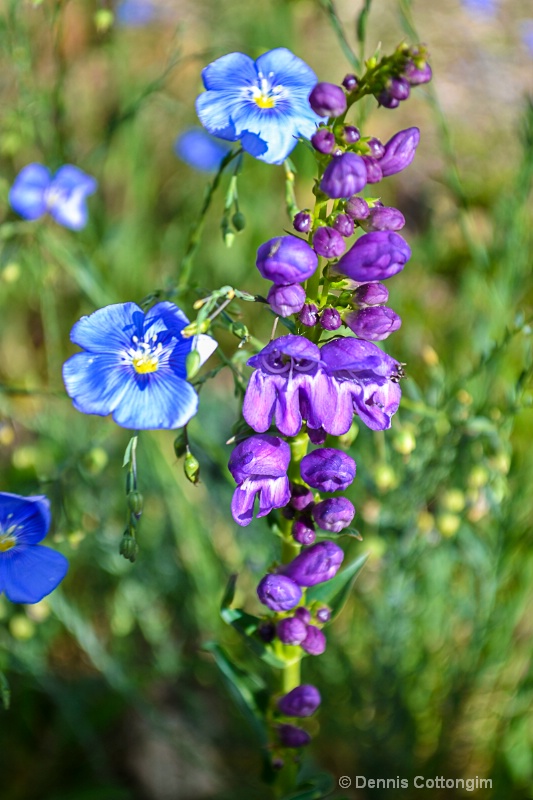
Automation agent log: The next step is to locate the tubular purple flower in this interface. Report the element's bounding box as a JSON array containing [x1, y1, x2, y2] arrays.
[[377, 90, 399, 109], [301, 625, 327, 655], [378, 128, 420, 177], [334, 231, 411, 283], [346, 196, 370, 220], [309, 82, 347, 118], [333, 213, 355, 237], [360, 206, 405, 232], [311, 128, 335, 154], [353, 282, 390, 306], [345, 306, 402, 341], [404, 60, 432, 85], [277, 684, 321, 717], [289, 483, 314, 512], [257, 574, 302, 612], [267, 283, 306, 317], [367, 138, 385, 158], [308, 427, 327, 444], [319, 308, 342, 331], [279, 541, 344, 586], [243, 335, 323, 437], [295, 607, 311, 624], [300, 448, 356, 492], [320, 153, 367, 199], [277, 616, 308, 645], [361, 156, 383, 184], [343, 125, 360, 144], [229, 435, 291, 526], [277, 724, 311, 748], [312, 497, 355, 532], [298, 303, 319, 327], [256, 236, 318, 285], [293, 211, 312, 233], [389, 77, 411, 101], [312, 226, 346, 259], [292, 518, 316, 545]]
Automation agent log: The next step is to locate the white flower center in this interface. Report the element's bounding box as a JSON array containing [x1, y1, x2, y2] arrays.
[[247, 71, 286, 109], [124, 334, 164, 375], [0, 518, 18, 552]]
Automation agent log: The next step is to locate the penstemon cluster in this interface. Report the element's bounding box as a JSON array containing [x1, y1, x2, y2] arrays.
[[1, 33, 431, 787]]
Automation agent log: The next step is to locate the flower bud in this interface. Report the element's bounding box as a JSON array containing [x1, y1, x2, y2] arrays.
[[280, 541, 345, 586], [232, 211, 246, 231], [320, 153, 367, 199], [361, 156, 383, 184], [256, 236, 318, 285], [230, 320, 249, 341], [343, 125, 360, 144], [333, 213, 354, 237], [127, 490, 144, 518], [312, 497, 355, 532], [377, 90, 400, 109], [184, 450, 200, 484], [309, 82, 347, 118], [319, 308, 342, 331], [229, 434, 290, 484], [389, 77, 411, 101], [277, 723, 311, 748], [312, 226, 346, 259], [293, 210, 312, 233], [267, 283, 306, 317], [277, 616, 308, 645], [295, 607, 311, 624], [290, 482, 315, 511], [360, 206, 405, 232], [378, 128, 420, 177], [277, 684, 321, 717], [316, 607, 331, 623], [334, 231, 411, 282], [292, 518, 316, 545], [298, 302, 319, 327], [345, 306, 402, 341], [186, 348, 202, 379], [301, 625, 326, 655], [352, 282, 389, 306], [367, 138, 385, 158], [404, 60, 432, 85], [258, 621, 276, 642], [342, 74, 358, 92], [311, 128, 335, 154], [307, 427, 327, 445], [120, 532, 138, 563], [257, 574, 302, 612], [300, 448, 356, 492], [345, 196, 370, 220]]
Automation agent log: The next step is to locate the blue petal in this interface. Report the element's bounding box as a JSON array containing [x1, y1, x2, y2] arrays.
[[48, 166, 97, 231], [239, 111, 301, 164], [111, 369, 199, 429], [0, 493, 50, 545], [255, 48, 317, 90], [201, 52, 257, 91], [175, 128, 231, 172], [116, 0, 156, 25], [0, 545, 68, 604], [9, 164, 51, 220], [63, 352, 131, 416], [143, 301, 190, 337], [195, 91, 240, 141], [69, 302, 144, 353]]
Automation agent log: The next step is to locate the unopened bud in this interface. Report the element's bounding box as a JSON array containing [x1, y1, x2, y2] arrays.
[[374, 464, 398, 492], [437, 513, 461, 538], [94, 9, 114, 32], [392, 429, 416, 455], [182, 320, 210, 338], [230, 321, 249, 341], [120, 533, 138, 563], [186, 349, 202, 379], [127, 490, 144, 518], [232, 211, 246, 231], [184, 450, 201, 485]]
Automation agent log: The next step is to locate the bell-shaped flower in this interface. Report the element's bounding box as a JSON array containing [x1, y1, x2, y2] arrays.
[[228, 435, 291, 526]]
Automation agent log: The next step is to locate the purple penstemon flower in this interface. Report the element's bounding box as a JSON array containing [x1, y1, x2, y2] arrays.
[[63, 302, 217, 430], [0, 493, 68, 604], [9, 164, 97, 230], [195, 48, 322, 164], [228, 435, 291, 526]]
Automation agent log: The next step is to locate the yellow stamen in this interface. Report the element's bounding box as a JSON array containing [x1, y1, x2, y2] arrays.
[[0, 536, 16, 552], [132, 354, 159, 374], [254, 95, 275, 109]]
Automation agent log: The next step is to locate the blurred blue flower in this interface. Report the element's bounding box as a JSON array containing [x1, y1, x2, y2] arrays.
[[116, 0, 156, 26], [63, 302, 217, 430], [9, 164, 97, 230], [174, 128, 232, 172], [521, 20, 533, 55], [461, 0, 497, 15], [0, 493, 68, 604], [195, 47, 321, 164]]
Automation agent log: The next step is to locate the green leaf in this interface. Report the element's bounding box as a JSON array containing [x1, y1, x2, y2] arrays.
[[0, 670, 10, 710], [306, 554, 369, 620], [122, 435, 138, 468], [281, 772, 335, 800], [356, 0, 373, 44]]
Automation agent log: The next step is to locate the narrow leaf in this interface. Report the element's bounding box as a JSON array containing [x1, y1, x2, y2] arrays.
[[306, 554, 369, 620]]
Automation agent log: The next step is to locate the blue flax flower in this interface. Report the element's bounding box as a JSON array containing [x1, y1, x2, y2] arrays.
[[63, 302, 217, 429], [0, 493, 68, 604], [195, 48, 322, 164], [174, 128, 231, 172], [116, 0, 156, 25], [9, 164, 97, 230]]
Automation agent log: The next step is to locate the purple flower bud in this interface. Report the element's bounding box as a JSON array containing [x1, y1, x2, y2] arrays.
[[290, 483, 314, 512], [377, 90, 400, 109], [293, 211, 312, 233], [300, 448, 356, 492], [360, 206, 405, 232], [292, 518, 316, 546], [301, 625, 326, 655], [311, 128, 335, 154], [361, 156, 383, 184], [312, 226, 346, 259], [319, 308, 342, 331], [258, 621, 276, 642], [333, 213, 355, 237], [353, 282, 389, 306], [308, 427, 327, 445], [257, 574, 302, 612], [334, 231, 411, 282], [280, 541, 345, 586], [267, 283, 306, 317], [256, 236, 318, 285], [316, 607, 331, 623], [389, 77, 411, 101], [343, 125, 360, 144], [320, 153, 367, 199], [277, 616, 308, 645], [309, 82, 347, 118], [277, 723, 311, 748], [367, 138, 385, 159], [277, 684, 321, 717], [229, 435, 290, 484], [342, 74, 358, 92], [404, 60, 432, 85], [295, 606, 311, 624], [378, 128, 420, 177], [312, 497, 355, 532], [346, 196, 370, 220], [345, 306, 402, 341], [298, 302, 319, 327]]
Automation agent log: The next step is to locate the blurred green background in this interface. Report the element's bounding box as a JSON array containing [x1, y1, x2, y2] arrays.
[[1, 0, 533, 798]]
